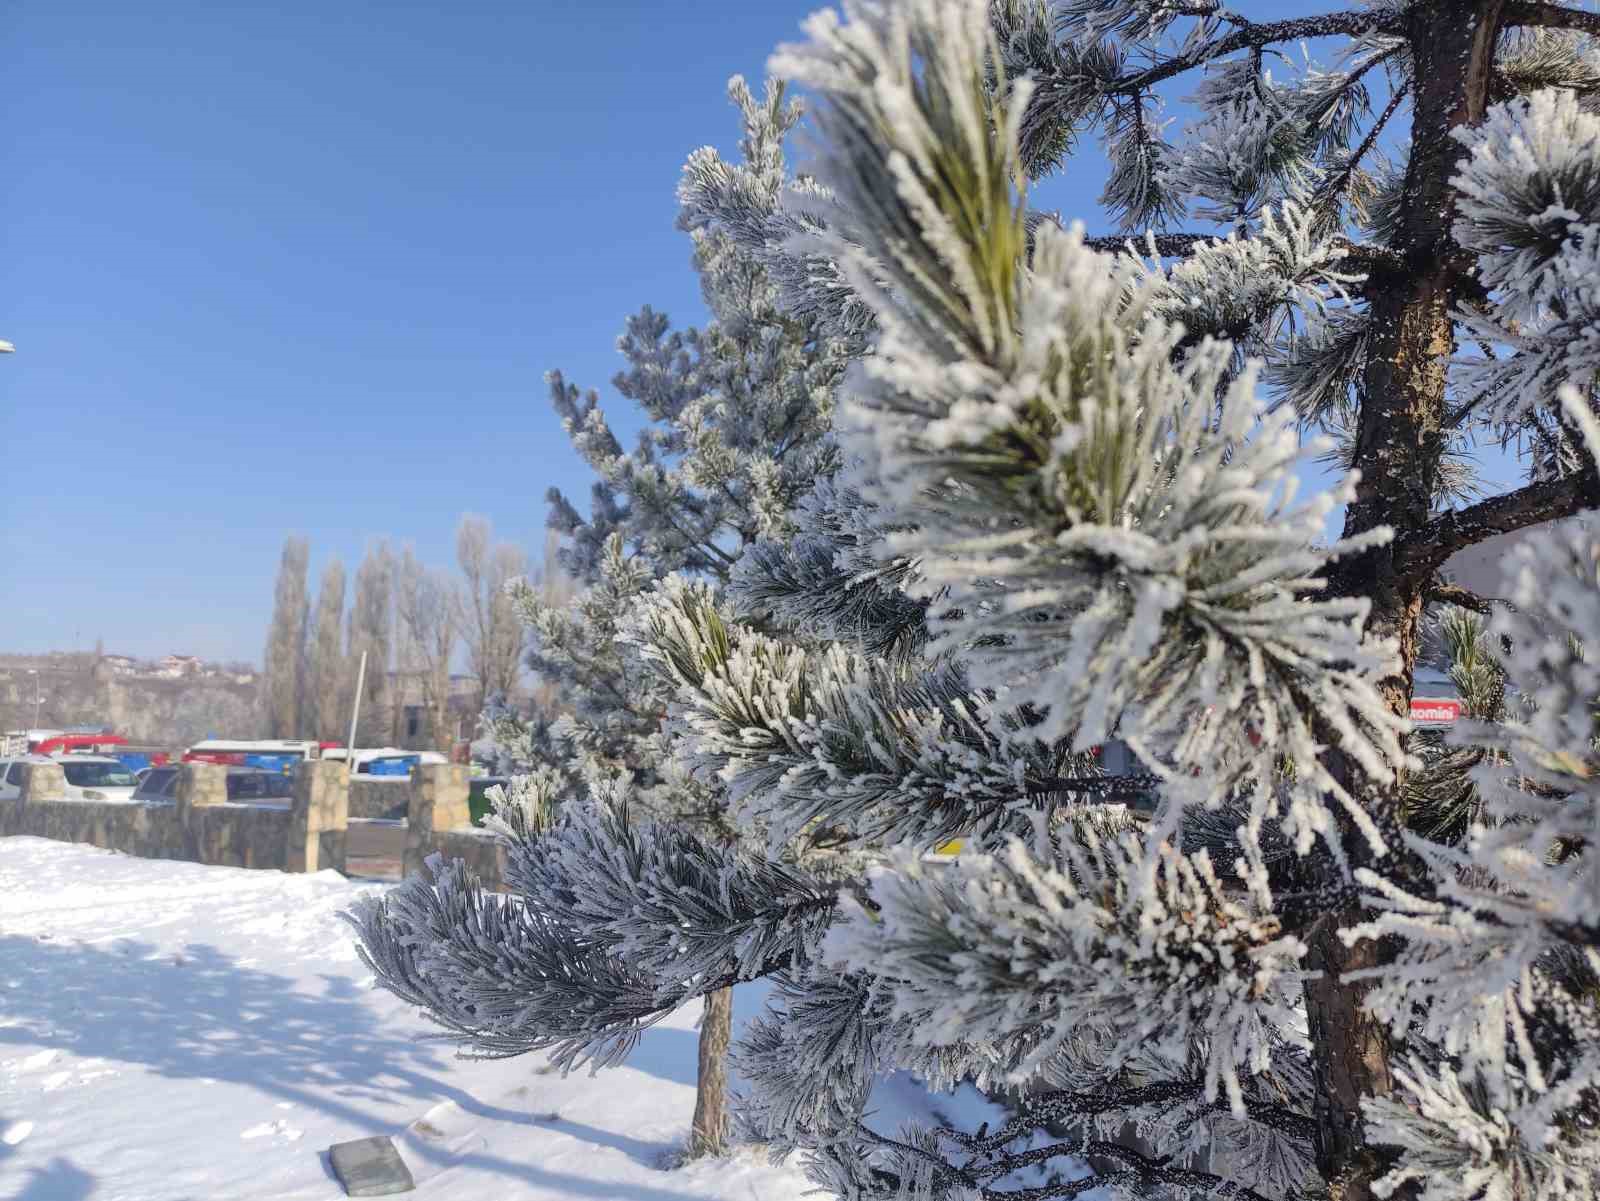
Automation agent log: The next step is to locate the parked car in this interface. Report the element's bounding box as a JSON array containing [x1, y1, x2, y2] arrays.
[[57, 754, 141, 800], [225, 768, 293, 803], [0, 756, 37, 800], [130, 765, 294, 804], [130, 766, 180, 801], [322, 747, 449, 776], [0, 754, 140, 802]]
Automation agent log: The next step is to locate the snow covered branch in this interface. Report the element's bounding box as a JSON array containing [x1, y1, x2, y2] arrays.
[[1395, 471, 1595, 580], [678, 76, 875, 349], [502, 801, 842, 990], [732, 476, 932, 661], [1504, 1, 1600, 38], [768, 0, 1410, 876], [627, 575, 1097, 852], [1453, 88, 1600, 326], [347, 805, 842, 1072], [345, 855, 677, 1069], [826, 834, 1310, 1118], [1424, 582, 1495, 615], [1101, 9, 1403, 94], [1450, 88, 1600, 419], [1082, 230, 1401, 274], [1340, 395, 1600, 1193]]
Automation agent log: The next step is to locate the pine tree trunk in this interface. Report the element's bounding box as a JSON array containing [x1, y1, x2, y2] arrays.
[[1313, 4, 1506, 1197], [687, 985, 732, 1159]]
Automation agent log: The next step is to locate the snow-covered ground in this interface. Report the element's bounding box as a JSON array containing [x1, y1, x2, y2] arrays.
[[0, 837, 1005, 1201]]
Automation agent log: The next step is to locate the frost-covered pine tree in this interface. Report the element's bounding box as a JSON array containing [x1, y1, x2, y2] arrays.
[[352, 2, 1600, 1197], [470, 75, 847, 1159]]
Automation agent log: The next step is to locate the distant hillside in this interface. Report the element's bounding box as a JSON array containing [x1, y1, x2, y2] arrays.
[[0, 652, 261, 747], [0, 652, 504, 752]]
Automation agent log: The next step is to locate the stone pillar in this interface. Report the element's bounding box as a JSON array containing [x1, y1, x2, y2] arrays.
[[175, 762, 230, 864], [175, 762, 228, 814], [402, 764, 471, 879], [4, 761, 65, 835], [288, 760, 349, 874], [17, 761, 66, 803]]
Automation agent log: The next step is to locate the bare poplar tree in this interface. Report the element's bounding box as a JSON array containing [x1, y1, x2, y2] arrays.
[[261, 535, 309, 739], [454, 515, 529, 722], [306, 558, 348, 741], [346, 541, 395, 746], [395, 548, 459, 748]]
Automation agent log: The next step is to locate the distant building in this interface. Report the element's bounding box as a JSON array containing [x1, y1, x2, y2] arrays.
[[387, 671, 486, 750], [101, 654, 138, 675], [157, 654, 203, 679]]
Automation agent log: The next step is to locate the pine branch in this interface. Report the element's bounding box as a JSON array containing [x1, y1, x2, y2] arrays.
[[1029, 773, 1161, 800], [1073, 1144, 1278, 1201], [860, 1118, 1287, 1201], [1315, 80, 1411, 211], [1424, 583, 1495, 614], [1082, 230, 1405, 274], [947, 1080, 1319, 1155], [346, 841, 832, 1069], [1083, 232, 1217, 256], [1111, 9, 1404, 94], [1395, 473, 1596, 579], [1504, 1, 1600, 36]]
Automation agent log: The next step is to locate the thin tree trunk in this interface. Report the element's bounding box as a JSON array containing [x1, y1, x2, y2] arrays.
[[1314, 3, 1507, 1197], [687, 985, 733, 1159]]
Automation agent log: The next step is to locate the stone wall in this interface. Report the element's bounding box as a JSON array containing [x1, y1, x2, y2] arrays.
[[180, 803, 296, 870], [175, 762, 302, 870], [2, 759, 507, 891], [401, 764, 507, 892], [348, 778, 410, 820], [2, 791, 187, 861], [3, 760, 185, 858], [2, 762, 346, 875], [434, 828, 509, 893]]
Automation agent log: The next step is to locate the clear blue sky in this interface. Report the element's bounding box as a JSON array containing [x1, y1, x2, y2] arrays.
[[2, 1, 848, 663], [0, 2, 1514, 666]]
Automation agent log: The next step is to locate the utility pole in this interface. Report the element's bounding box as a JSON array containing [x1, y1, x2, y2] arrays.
[[26, 670, 40, 727], [344, 651, 368, 769]]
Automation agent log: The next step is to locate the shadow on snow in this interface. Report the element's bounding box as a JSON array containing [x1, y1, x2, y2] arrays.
[[0, 931, 715, 1197]]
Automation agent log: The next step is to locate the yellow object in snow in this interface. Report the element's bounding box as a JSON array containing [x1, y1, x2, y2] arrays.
[[924, 838, 965, 860]]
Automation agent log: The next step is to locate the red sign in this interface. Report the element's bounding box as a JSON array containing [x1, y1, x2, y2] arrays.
[[1411, 698, 1461, 725]]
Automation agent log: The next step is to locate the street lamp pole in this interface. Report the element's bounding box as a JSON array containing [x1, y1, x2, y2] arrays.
[[26, 670, 40, 727]]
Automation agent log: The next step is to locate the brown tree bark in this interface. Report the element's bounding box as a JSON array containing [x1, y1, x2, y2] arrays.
[[687, 985, 733, 1159], [1313, 3, 1508, 1198]]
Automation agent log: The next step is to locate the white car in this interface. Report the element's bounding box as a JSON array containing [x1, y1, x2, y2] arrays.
[[0, 754, 140, 801]]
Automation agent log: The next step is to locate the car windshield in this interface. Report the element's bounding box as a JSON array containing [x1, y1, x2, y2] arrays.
[[62, 761, 137, 788], [134, 769, 178, 798], [227, 773, 292, 801]]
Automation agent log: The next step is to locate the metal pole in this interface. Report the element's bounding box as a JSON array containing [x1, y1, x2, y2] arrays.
[[30, 671, 39, 727], [345, 651, 368, 770]]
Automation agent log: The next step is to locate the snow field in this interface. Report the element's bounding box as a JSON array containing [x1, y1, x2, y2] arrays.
[[0, 837, 1012, 1201]]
